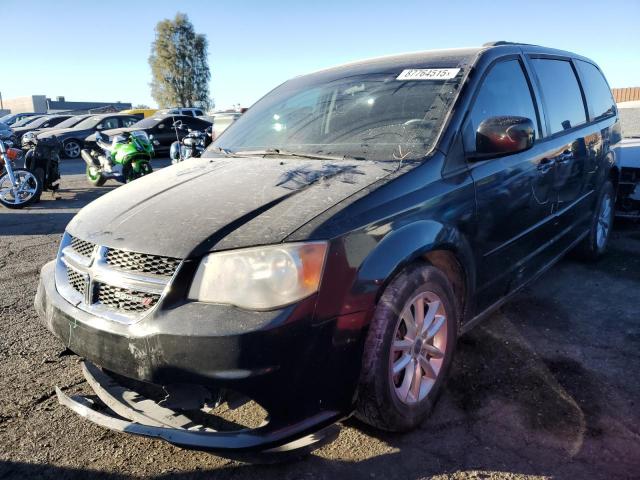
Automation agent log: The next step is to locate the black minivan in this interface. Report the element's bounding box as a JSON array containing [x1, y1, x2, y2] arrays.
[[35, 42, 621, 458]]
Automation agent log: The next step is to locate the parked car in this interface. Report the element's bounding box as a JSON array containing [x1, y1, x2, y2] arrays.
[[0, 122, 15, 144], [36, 42, 621, 458], [0, 112, 39, 126], [157, 107, 208, 117], [120, 108, 158, 118], [86, 114, 212, 155], [10, 115, 74, 143], [616, 105, 640, 218], [35, 113, 142, 158]]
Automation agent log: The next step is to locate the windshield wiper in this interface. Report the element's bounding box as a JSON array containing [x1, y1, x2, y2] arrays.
[[233, 148, 362, 161]]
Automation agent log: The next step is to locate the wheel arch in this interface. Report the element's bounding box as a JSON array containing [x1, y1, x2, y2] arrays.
[[355, 220, 476, 326]]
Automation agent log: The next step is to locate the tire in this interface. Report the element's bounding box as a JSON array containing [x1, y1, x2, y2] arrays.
[[0, 168, 42, 209], [33, 167, 45, 203], [574, 180, 614, 260], [356, 263, 458, 432], [86, 165, 106, 187], [63, 139, 81, 159], [125, 161, 153, 183]]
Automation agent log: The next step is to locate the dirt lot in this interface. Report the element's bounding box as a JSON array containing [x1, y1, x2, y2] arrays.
[[1, 160, 639, 479]]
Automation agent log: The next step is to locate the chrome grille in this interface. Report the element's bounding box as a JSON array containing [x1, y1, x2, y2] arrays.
[[66, 266, 87, 294], [95, 283, 160, 313], [105, 249, 180, 277], [70, 236, 95, 258], [55, 233, 181, 324]]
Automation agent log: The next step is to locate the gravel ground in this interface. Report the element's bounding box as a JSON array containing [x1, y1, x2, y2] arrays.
[[1, 160, 639, 479]]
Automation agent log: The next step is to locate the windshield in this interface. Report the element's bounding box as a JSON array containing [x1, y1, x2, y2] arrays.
[[209, 68, 465, 161], [13, 116, 43, 127], [54, 115, 87, 129], [23, 116, 53, 128], [620, 106, 640, 138], [132, 116, 164, 128], [73, 116, 102, 130]]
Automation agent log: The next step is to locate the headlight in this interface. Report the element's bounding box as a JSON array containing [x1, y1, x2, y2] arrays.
[[188, 242, 328, 310]]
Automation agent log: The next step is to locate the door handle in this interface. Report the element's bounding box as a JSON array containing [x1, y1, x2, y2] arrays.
[[556, 150, 574, 164], [537, 158, 554, 173]]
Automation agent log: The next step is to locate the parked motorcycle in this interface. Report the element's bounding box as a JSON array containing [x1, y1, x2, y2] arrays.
[[169, 120, 213, 164], [0, 140, 42, 209], [81, 131, 154, 187], [22, 133, 61, 201]]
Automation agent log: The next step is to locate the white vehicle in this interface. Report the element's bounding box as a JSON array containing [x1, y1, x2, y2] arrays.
[[157, 107, 208, 118]]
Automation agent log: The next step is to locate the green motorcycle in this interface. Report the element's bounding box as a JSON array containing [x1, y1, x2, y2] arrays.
[[81, 131, 154, 187]]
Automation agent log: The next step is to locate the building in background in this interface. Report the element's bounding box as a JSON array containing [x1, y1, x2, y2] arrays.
[[0, 95, 131, 114]]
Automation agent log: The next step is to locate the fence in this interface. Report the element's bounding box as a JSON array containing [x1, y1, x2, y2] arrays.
[[613, 87, 640, 103]]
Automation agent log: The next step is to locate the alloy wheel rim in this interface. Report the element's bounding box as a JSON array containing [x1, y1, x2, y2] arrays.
[[65, 142, 80, 157], [389, 291, 447, 405], [0, 171, 38, 204], [596, 193, 612, 249]]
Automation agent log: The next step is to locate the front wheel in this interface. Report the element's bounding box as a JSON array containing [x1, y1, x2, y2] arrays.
[[86, 165, 106, 187], [574, 180, 614, 260], [356, 263, 458, 432], [125, 162, 153, 183], [0, 168, 42, 209]]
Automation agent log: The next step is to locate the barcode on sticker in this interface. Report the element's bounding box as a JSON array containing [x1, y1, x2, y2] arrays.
[[396, 68, 461, 80]]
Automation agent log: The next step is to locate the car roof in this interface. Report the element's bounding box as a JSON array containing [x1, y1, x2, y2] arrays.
[[305, 43, 596, 80]]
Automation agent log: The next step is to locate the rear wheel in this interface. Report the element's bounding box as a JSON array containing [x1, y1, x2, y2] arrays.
[[356, 263, 458, 432], [575, 180, 614, 260], [86, 165, 106, 187]]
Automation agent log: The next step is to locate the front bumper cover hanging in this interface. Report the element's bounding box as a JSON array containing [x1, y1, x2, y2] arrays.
[[56, 361, 343, 461]]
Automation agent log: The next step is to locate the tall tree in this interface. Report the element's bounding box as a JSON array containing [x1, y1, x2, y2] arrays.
[[149, 13, 212, 109]]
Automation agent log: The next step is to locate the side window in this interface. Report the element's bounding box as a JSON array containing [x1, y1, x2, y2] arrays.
[[194, 109, 204, 116], [465, 59, 539, 153], [531, 59, 586, 134], [575, 60, 616, 121], [99, 117, 119, 130], [120, 117, 138, 127], [183, 110, 195, 117]]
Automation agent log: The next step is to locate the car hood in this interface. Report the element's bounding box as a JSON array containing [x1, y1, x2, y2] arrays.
[[67, 156, 393, 258], [620, 138, 640, 168]]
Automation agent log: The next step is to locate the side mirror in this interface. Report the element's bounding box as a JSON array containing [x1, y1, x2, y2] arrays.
[[96, 124, 103, 130], [158, 124, 165, 130], [472, 116, 535, 160]]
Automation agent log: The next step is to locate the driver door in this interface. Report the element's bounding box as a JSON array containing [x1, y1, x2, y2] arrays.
[[465, 57, 556, 311]]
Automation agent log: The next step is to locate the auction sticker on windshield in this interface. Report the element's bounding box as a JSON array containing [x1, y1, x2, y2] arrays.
[[396, 68, 461, 80]]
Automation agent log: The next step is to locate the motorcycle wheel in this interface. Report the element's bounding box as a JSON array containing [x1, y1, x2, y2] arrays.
[[86, 165, 107, 187], [0, 168, 42, 209], [125, 162, 153, 183]]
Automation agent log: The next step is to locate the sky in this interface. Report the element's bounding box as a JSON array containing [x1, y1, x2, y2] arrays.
[[1, 0, 639, 110]]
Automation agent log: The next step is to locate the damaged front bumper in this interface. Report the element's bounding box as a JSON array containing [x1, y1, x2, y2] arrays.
[[35, 260, 366, 458], [57, 361, 341, 460]]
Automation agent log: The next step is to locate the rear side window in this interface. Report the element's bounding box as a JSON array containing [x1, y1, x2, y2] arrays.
[[531, 59, 586, 134], [575, 60, 616, 121], [465, 59, 539, 153]]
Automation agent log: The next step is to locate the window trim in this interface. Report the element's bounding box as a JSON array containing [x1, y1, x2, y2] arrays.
[[526, 54, 590, 140], [461, 54, 543, 159]]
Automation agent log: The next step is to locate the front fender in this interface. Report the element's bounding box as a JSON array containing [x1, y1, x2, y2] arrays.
[[315, 220, 476, 322]]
